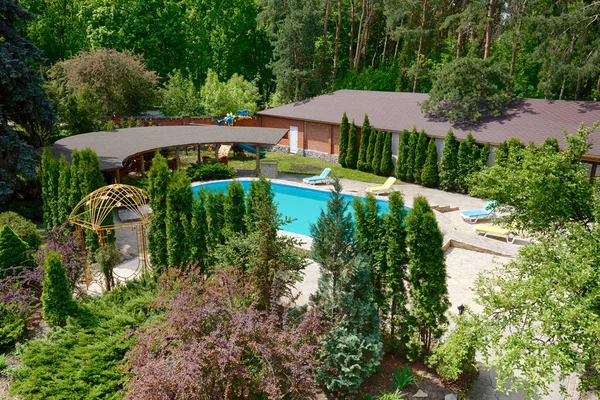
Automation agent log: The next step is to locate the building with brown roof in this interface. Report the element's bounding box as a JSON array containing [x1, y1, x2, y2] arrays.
[[258, 90, 600, 174]]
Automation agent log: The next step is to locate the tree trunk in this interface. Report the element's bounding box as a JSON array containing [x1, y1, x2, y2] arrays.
[[575, 25, 588, 100], [333, 0, 343, 86], [321, 0, 332, 87], [509, 0, 527, 77], [412, 0, 428, 93], [354, 0, 366, 71], [456, 0, 468, 58], [559, 34, 576, 100], [381, 27, 390, 66], [483, 0, 498, 60], [349, 0, 356, 70]]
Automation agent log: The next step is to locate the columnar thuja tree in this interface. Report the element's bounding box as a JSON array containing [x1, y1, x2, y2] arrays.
[[366, 125, 378, 171], [57, 155, 71, 224], [371, 130, 384, 175], [345, 121, 359, 169], [353, 194, 385, 309], [357, 114, 371, 172], [396, 129, 410, 180], [421, 138, 440, 188], [190, 195, 208, 270], [338, 112, 349, 167], [41, 252, 76, 327], [206, 191, 226, 249], [166, 170, 193, 267], [439, 129, 459, 191], [380, 131, 394, 176], [382, 191, 410, 347], [41, 148, 60, 229], [406, 128, 418, 182], [224, 180, 246, 235], [457, 132, 479, 192], [413, 130, 428, 184], [311, 180, 382, 394], [406, 196, 449, 354], [147, 153, 170, 270]]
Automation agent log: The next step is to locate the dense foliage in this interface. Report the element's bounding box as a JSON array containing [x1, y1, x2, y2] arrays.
[[40, 252, 75, 327], [146, 153, 170, 270], [380, 132, 394, 176], [160, 71, 204, 116], [11, 279, 156, 399], [0, 226, 29, 278], [338, 113, 349, 167], [346, 121, 359, 169], [200, 69, 260, 116], [357, 114, 372, 172], [421, 138, 439, 188], [0, 211, 42, 249]]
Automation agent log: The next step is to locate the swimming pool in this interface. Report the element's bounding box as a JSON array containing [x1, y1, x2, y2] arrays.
[[191, 180, 391, 237]]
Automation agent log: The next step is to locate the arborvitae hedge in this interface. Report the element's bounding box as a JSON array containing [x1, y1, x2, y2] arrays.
[[380, 131, 394, 176], [457, 132, 479, 192], [371, 130, 384, 175], [406, 128, 418, 182], [357, 114, 371, 172], [406, 196, 449, 354], [147, 152, 171, 270], [439, 129, 459, 191], [421, 138, 439, 188], [166, 170, 193, 268], [338, 112, 349, 167], [41, 252, 75, 327], [190, 195, 208, 269], [346, 121, 359, 169], [366, 125, 378, 172], [57, 155, 72, 224], [396, 129, 410, 180], [413, 130, 428, 184], [224, 180, 246, 235]]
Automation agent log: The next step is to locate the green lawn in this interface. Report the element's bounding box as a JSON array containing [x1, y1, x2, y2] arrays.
[[229, 152, 391, 184]]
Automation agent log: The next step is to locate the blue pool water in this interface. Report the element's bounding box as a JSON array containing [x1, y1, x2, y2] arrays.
[[191, 180, 391, 237]]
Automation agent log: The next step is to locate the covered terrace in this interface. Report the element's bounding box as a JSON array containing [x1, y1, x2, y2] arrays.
[[51, 125, 289, 181]]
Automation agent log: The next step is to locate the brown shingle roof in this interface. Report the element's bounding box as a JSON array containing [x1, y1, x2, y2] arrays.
[[258, 90, 600, 157], [51, 125, 288, 171]]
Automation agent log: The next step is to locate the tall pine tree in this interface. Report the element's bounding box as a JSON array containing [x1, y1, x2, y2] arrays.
[[406, 196, 449, 355], [413, 130, 428, 184], [345, 121, 358, 169], [338, 112, 349, 167], [357, 114, 371, 172], [439, 130, 459, 191], [421, 138, 440, 188]]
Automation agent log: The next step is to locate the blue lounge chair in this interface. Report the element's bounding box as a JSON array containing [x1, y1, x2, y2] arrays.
[[460, 200, 497, 223], [303, 168, 332, 185]]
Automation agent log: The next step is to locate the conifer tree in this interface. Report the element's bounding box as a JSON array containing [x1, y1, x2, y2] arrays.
[[541, 137, 560, 152], [439, 130, 459, 191], [166, 170, 193, 268], [245, 176, 274, 229], [413, 130, 428, 184], [346, 121, 359, 169], [190, 196, 208, 269], [147, 152, 171, 270], [421, 138, 439, 188], [396, 129, 410, 180], [68, 149, 82, 211], [382, 191, 410, 345], [57, 155, 71, 224], [41, 252, 75, 327], [457, 132, 478, 192], [353, 194, 386, 310], [41, 148, 59, 229], [406, 196, 449, 354], [366, 125, 378, 172], [224, 180, 246, 235], [357, 114, 371, 172], [406, 128, 418, 182], [338, 112, 349, 167], [371, 131, 384, 175], [380, 131, 394, 176], [0, 226, 29, 278], [479, 143, 491, 169], [206, 190, 226, 249]]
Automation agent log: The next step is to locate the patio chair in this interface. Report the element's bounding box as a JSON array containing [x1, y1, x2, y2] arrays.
[[366, 177, 396, 195], [474, 224, 516, 244], [460, 200, 497, 223], [302, 168, 332, 185]]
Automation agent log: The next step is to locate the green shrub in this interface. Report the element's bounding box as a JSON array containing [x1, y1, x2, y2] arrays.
[[186, 161, 236, 181], [94, 244, 121, 291], [0, 211, 42, 249], [339, 112, 349, 167], [0, 226, 29, 277], [428, 313, 478, 382], [0, 303, 26, 347], [346, 121, 359, 169], [11, 279, 156, 399], [393, 365, 415, 389], [41, 252, 76, 327], [378, 389, 406, 400], [0, 198, 43, 226]]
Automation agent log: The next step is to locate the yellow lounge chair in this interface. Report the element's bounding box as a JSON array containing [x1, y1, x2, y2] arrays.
[[366, 177, 397, 195], [474, 225, 516, 244]]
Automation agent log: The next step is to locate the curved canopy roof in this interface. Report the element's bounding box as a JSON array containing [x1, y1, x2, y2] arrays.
[[51, 125, 288, 171]]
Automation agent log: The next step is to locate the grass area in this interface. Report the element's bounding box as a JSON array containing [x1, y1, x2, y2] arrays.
[[229, 152, 390, 184]]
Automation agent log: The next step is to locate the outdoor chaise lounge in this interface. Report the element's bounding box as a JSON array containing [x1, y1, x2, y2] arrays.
[[303, 168, 332, 184], [460, 200, 497, 223], [366, 177, 396, 195], [474, 225, 516, 244]]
